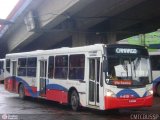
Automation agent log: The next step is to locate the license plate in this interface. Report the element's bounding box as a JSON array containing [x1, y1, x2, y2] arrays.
[[129, 99, 136, 103]]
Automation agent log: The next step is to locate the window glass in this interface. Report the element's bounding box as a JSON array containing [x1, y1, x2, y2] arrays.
[[150, 55, 160, 70], [18, 58, 27, 67], [48, 56, 54, 78], [27, 68, 36, 77], [18, 58, 27, 76], [18, 68, 26, 76], [89, 59, 95, 80], [27, 57, 37, 77], [55, 55, 68, 67], [107, 56, 151, 86], [0, 61, 4, 74], [27, 57, 37, 67], [69, 54, 85, 80], [6, 59, 10, 72], [6, 59, 10, 67], [0, 61, 4, 69], [55, 55, 68, 79]]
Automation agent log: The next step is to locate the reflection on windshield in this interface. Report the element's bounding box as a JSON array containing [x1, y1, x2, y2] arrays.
[[107, 57, 151, 86]]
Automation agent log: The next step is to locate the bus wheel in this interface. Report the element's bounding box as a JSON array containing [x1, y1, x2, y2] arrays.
[[70, 90, 79, 111], [19, 84, 25, 99], [157, 84, 160, 96]]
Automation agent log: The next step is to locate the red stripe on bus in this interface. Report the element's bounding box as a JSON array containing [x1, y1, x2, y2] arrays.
[[104, 96, 153, 110], [5, 78, 18, 93], [46, 89, 68, 104]]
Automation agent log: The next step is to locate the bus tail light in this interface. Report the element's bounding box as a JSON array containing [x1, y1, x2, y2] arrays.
[[105, 89, 116, 97]]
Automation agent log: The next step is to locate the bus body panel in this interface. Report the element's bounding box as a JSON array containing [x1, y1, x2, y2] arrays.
[[104, 84, 153, 109], [4, 44, 153, 110], [104, 96, 152, 109]]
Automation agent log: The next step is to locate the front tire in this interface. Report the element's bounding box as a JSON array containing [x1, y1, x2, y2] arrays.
[[70, 90, 79, 111], [19, 84, 25, 100]]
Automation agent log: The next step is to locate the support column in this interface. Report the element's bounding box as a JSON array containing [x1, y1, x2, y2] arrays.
[[72, 32, 87, 47], [107, 32, 117, 44], [139, 34, 145, 46]]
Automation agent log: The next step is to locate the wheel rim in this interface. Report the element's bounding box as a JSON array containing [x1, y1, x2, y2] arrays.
[[71, 92, 79, 110]]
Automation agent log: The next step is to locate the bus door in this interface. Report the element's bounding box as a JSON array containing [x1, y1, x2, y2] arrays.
[[11, 61, 17, 92], [39, 60, 47, 97], [88, 58, 101, 106]]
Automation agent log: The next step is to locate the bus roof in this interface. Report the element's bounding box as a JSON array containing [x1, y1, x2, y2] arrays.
[[6, 44, 105, 58], [6, 44, 147, 58]]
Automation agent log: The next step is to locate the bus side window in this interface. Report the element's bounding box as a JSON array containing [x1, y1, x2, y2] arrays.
[[48, 56, 54, 79], [27, 57, 37, 77], [6, 59, 11, 73], [55, 55, 68, 79], [69, 54, 85, 80], [150, 55, 160, 70], [0, 61, 3, 74], [18, 58, 27, 76]]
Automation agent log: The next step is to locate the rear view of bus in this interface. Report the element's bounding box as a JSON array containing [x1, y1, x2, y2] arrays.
[[104, 45, 153, 109], [149, 52, 160, 96]]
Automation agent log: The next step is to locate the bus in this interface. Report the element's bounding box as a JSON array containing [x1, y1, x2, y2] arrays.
[[4, 44, 153, 111], [0, 59, 5, 82], [149, 51, 160, 96]]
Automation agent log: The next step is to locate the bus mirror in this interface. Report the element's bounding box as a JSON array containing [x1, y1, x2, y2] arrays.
[[103, 60, 107, 72]]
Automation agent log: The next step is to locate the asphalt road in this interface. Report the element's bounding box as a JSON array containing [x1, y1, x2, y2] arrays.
[[0, 84, 159, 120]]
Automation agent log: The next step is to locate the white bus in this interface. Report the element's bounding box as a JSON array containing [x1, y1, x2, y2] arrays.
[[4, 44, 153, 111], [0, 59, 5, 82], [149, 51, 160, 96]]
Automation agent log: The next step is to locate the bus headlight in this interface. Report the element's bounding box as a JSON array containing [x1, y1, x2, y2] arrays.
[[105, 89, 116, 97], [146, 89, 153, 96]]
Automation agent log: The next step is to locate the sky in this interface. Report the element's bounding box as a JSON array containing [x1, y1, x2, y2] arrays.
[[0, 0, 19, 19]]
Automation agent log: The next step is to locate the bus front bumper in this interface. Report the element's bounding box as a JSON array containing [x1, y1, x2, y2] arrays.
[[104, 95, 153, 110]]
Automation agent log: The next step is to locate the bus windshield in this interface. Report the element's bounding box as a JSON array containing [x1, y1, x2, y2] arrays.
[[106, 56, 152, 86]]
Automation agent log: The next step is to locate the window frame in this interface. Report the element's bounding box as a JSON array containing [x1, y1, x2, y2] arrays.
[[150, 55, 160, 71], [55, 55, 68, 79], [18, 58, 27, 76], [6, 59, 11, 73], [69, 54, 85, 80], [18, 57, 37, 77], [48, 56, 54, 79], [27, 57, 37, 77]]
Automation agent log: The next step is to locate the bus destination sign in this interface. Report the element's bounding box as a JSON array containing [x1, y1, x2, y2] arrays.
[[115, 48, 137, 54]]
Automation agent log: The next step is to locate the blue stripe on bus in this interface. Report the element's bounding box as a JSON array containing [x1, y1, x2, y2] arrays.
[[7, 76, 68, 97], [12, 77, 39, 97], [117, 89, 150, 98], [46, 84, 68, 91], [116, 89, 140, 98]]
